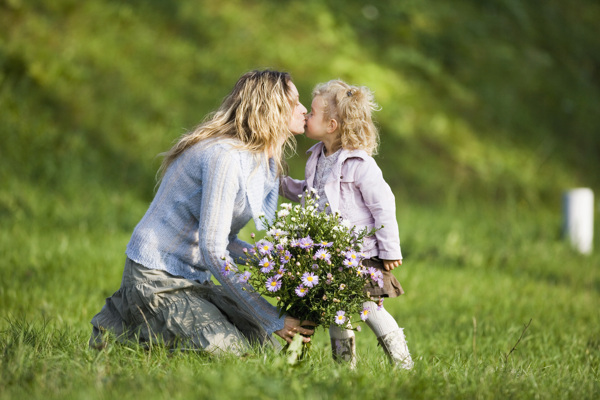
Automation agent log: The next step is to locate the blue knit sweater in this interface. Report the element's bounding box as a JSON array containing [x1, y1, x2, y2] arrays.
[[126, 138, 284, 334]]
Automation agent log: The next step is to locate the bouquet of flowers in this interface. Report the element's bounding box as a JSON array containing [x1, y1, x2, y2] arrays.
[[228, 190, 384, 331]]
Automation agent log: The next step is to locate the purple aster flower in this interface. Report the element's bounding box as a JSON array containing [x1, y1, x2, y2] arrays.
[[239, 271, 251, 283], [221, 260, 237, 276], [267, 228, 288, 239], [334, 310, 347, 325], [314, 249, 331, 262], [344, 250, 360, 267], [367, 267, 380, 280], [374, 270, 384, 282], [295, 285, 309, 297], [377, 297, 385, 310], [280, 250, 292, 264], [257, 240, 274, 255], [298, 236, 314, 249], [259, 257, 273, 273], [276, 266, 287, 275], [318, 240, 333, 248], [301, 272, 319, 287], [360, 308, 369, 321], [266, 277, 282, 292]]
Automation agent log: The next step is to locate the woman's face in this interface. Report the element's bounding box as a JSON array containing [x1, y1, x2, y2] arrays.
[[287, 82, 307, 135]]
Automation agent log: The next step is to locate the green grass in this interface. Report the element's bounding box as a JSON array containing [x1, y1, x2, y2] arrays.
[[1, 200, 599, 399]]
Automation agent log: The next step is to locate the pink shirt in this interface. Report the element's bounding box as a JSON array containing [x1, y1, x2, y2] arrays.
[[281, 142, 402, 260]]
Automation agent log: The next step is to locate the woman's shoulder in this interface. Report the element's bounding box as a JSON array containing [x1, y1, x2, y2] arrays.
[[186, 137, 248, 162]]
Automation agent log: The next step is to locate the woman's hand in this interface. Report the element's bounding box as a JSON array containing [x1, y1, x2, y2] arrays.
[[382, 259, 402, 271], [274, 316, 316, 343]]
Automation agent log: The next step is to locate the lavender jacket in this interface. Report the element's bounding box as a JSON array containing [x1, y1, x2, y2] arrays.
[[126, 138, 285, 334], [281, 142, 402, 260]]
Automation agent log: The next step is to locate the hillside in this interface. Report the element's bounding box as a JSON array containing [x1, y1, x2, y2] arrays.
[[1, 0, 599, 220]]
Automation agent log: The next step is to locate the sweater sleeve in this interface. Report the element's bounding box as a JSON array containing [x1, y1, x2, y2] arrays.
[[197, 149, 285, 334]]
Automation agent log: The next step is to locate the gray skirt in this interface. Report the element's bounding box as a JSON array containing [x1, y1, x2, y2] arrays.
[[362, 258, 405, 298], [89, 258, 278, 355]]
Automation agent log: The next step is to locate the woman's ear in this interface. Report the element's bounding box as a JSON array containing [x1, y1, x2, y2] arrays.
[[327, 119, 338, 134]]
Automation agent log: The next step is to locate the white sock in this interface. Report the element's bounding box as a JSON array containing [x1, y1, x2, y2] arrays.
[[329, 324, 355, 339], [363, 301, 399, 337]]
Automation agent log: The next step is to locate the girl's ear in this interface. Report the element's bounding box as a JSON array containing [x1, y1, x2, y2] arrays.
[[327, 119, 338, 134]]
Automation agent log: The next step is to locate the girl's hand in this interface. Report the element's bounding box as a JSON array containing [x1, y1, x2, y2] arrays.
[[382, 259, 402, 271], [274, 316, 316, 343]]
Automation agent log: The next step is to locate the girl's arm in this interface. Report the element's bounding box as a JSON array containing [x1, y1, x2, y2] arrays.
[[354, 158, 403, 261], [279, 175, 305, 203]]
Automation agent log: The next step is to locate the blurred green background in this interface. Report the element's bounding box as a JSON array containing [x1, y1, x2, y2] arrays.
[[1, 0, 599, 314], [2, 0, 599, 213]]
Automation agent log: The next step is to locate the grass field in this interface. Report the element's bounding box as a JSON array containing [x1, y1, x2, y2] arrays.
[[1, 195, 598, 399]]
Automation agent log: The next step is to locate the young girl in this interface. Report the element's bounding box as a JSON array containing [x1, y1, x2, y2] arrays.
[[280, 80, 413, 369]]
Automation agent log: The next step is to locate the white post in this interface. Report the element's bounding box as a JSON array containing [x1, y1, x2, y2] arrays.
[[563, 188, 594, 254]]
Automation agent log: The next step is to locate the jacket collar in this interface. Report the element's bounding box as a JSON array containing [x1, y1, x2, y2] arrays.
[[306, 142, 369, 163]]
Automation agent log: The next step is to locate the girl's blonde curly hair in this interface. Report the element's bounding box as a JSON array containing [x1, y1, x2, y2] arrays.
[[312, 80, 380, 156], [158, 70, 297, 178]]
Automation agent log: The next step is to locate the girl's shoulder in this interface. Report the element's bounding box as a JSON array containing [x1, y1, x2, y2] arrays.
[[340, 148, 373, 164], [340, 150, 384, 179]]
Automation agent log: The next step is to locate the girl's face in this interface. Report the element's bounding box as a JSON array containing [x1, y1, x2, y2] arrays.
[[305, 96, 332, 142], [287, 82, 308, 135]]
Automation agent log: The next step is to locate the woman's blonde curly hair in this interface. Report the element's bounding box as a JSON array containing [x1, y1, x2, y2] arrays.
[[313, 80, 380, 156], [158, 70, 297, 178]]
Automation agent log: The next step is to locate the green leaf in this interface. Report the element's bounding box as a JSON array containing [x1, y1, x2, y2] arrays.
[[286, 334, 304, 366]]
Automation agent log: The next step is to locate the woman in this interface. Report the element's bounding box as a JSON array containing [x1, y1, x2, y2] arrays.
[[89, 70, 314, 355]]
